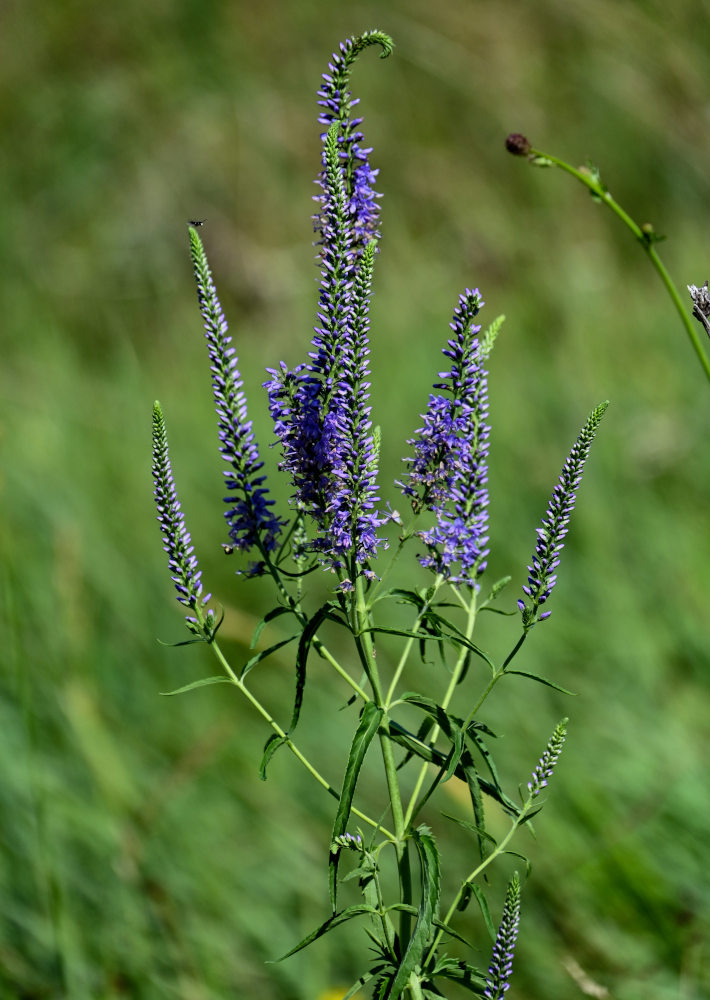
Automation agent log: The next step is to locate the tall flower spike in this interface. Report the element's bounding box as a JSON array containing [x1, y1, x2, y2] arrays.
[[152, 401, 214, 632], [325, 239, 387, 566], [314, 31, 393, 254], [266, 135, 386, 568], [189, 228, 285, 573], [528, 718, 568, 797], [265, 121, 354, 528], [519, 400, 608, 628], [401, 289, 491, 587], [484, 874, 521, 1000]]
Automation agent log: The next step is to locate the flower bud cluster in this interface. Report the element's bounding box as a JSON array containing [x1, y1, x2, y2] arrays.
[[484, 873, 521, 999]]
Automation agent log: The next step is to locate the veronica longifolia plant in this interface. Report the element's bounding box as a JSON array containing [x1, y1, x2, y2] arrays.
[[150, 30, 608, 999]]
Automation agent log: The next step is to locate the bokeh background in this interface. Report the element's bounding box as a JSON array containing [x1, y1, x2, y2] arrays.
[[2, 0, 709, 997]]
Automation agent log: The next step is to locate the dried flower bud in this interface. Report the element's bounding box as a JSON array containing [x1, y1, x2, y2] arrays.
[[505, 133, 532, 156]]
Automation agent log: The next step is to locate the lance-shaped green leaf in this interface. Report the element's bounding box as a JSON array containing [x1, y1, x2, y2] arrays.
[[329, 701, 384, 909], [240, 634, 299, 680], [272, 904, 378, 961], [388, 826, 441, 1000], [431, 958, 487, 996], [160, 676, 232, 697], [465, 725, 503, 794], [400, 693, 465, 782], [505, 669, 577, 695], [259, 733, 288, 781], [291, 602, 335, 732], [471, 884, 496, 941], [385, 722, 520, 817], [250, 605, 299, 648]]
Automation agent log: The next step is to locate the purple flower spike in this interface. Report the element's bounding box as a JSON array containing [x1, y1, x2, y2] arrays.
[[527, 718, 568, 797], [325, 240, 388, 565], [484, 874, 521, 1000], [267, 125, 386, 569], [152, 401, 214, 633], [189, 228, 285, 566], [520, 401, 608, 627], [401, 289, 490, 587], [314, 31, 393, 255]]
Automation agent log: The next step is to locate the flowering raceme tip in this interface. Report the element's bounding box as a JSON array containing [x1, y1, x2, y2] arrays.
[[528, 718, 567, 797], [151, 401, 214, 631], [266, 114, 386, 572], [519, 400, 608, 626], [484, 873, 521, 999], [314, 31, 393, 254], [189, 228, 285, 574]]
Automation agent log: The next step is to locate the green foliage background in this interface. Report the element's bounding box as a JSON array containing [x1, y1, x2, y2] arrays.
[[2, 1, 709, 997]]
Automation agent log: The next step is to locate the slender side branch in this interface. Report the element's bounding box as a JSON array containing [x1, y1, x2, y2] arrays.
[[505, 135, 710, 385]]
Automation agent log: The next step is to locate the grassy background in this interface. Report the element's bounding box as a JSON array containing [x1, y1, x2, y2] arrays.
[[2, 0, 709, 997]]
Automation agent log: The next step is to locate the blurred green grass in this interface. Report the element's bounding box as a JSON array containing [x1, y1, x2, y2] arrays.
[[2, 0, 709, 996]]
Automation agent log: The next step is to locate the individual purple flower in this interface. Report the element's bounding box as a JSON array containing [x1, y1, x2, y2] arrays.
[[152, 400, 214, 633], [314, 31, 393, 255], [518, 401, 608, 627], [527, 718, 567, 797], [401, 289, 490, 587], [484, 874, 521, 999], [189, 228, 285, 567]]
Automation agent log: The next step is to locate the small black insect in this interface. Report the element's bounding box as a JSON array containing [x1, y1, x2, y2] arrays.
[[222, 543, 234, 555], [188, 219, 206, 227]]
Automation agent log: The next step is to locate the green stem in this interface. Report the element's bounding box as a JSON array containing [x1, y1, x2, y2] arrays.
[[259, 547, 369, 702], [425, 801, 530, 967], [367, 512, 422, 607], [384, 575, 444, 707], [529, 146, 710, 385], [353, 572, 412, 947], [206, 634, 392, 838], [403, 589, 478, 829], [407, 972, 425, 1000], [460, 631, 527, 731]]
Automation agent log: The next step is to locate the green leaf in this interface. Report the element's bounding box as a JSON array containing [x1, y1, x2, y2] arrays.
[[388, 587, 426, 610], [480, 314, 505, 352], [457, 882, 473, 912], [385, 723, 520, 818], [471, 885, 496, 941], [505, 669, 577, 695], [291, 603, 332, 732], [159, 676, 232, 696], [433, 959, 487, 995], [341, 970, 376, 999], [259, 733, 288, 781], [396, 716, 434, 771], [462, 762, 487, 863], [271, 904, 377, 961], [502, 850, 532, 877], [250, 605, 297, 649], [440, 813, 497, 848], [442, 632, 497, 673], [240, 634, 299, 680], [399, 695, 465, 783], [465, 727, 503, 792], [388, 826, 441, 1000], [389, 904, 476, 950], [330, 702, 384, 909]]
